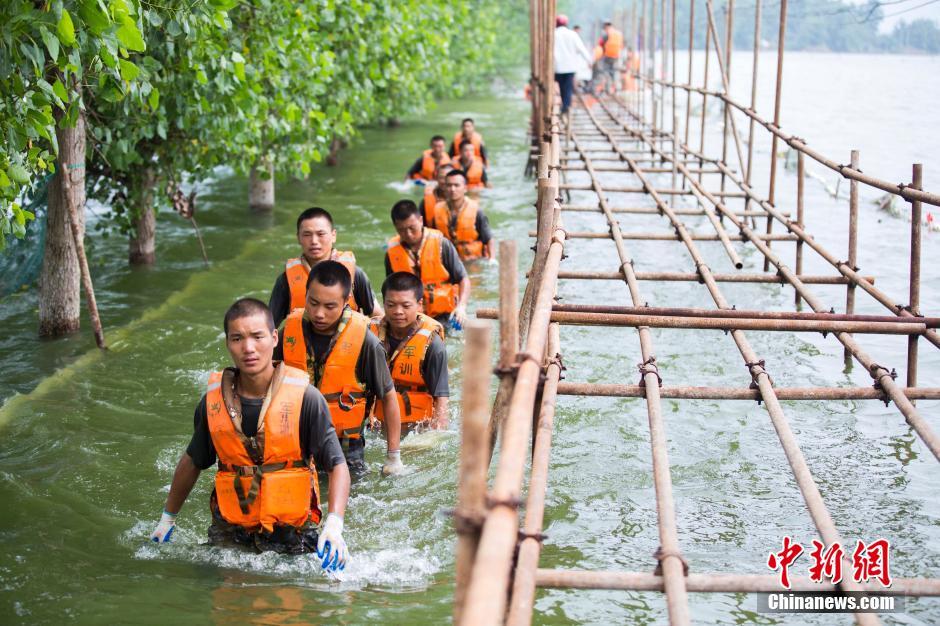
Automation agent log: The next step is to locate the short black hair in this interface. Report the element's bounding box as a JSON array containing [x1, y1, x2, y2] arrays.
[[446, 169, 468, 183], [437, 163, 454, 174], [296, 207, 334, 232], [382, 271, 424, 303], [461, 118, 474, 125], [306, 259, 352, 300], [430, 135, 446, 144], [391, 199, 421, 223], [224, 298, 275, 337], [459, 139, 475, 150]]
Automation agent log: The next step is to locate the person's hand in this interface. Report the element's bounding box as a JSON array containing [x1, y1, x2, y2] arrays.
[[150, 511, 176, 543], [452, 305, 468, 327], [316, 513, 348, 572], [382, 449, 404, 476]]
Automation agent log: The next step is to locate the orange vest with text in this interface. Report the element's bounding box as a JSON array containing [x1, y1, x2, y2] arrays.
[[452, 131, 484, 161], [460, 159, 485, 190], [412, 149, 451, 181], [368, 314, 444, 424], [432, 199, 484, 261], [282, 310, 370, 439], [604, 28, 623, 58], [422, 185, 439, 223], [285, 250, 359, 313], [206, 367, 321, 533], [386, 228, 460, 317]]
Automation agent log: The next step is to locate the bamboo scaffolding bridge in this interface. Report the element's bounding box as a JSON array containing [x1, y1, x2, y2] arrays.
[[451, 1, 940, 624]]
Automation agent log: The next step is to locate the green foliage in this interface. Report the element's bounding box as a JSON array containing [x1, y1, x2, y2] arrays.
[[0, 0, 148, 248], [0, 0, 530, 248]]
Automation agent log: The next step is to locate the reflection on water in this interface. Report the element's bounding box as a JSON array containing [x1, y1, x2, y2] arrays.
[[1, 54, 939, 624]]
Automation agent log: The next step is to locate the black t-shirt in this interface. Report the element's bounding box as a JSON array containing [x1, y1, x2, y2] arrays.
[[186, 385, 346, 471], [384, 234, 468, 283], [269, 266, 376, 328], [273, 317, 395, 398], [386, 332, 449, 397]]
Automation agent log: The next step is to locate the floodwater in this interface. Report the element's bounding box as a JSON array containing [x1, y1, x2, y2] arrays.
[[0, 52, 938, 625]]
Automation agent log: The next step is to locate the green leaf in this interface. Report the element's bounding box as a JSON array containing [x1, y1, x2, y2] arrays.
[[0, 171, 10, 188], [57, 10, 77, 46], [79, 0, 111, 35], [116, 21, 146, 52], [147, 87, 159, 110], [8, 164, 30, 185], [118, 58, 139, 81], [40, 26, 60, 61], [52, 78, 69, 104]]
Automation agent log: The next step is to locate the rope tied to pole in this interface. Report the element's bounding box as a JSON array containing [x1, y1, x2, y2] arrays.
[[653, 546, 689, 576], [869, 363, 898, 406], [637, 356, 663, 388], [517, 530, 548, 545], [745, 360, 774, 399], [493, 351, 542, 379], [486, 494, 522, 512]]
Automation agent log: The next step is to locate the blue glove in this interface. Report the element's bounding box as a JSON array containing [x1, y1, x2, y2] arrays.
[[316, 513, 348, 571], [150, 511, 176, 543]]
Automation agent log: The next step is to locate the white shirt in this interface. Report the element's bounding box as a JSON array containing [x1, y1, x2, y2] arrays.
[[554, 26, 592, 75]]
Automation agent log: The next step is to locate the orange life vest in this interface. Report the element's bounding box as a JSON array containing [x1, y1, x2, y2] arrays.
[[206, 366, 321, 533], [412, 149, 451, 181], [285, 250, 359, 313], [460, 159, 485, 190], [452, 130, 484, 162], [604, 28, 623, 58], [386, 228, 460, 317], [422, 185, 439, 223], [432, 198, 484, 261], [593, 45, 604, 62], [368, 314, 444, 424], [282, 309, 370, 440]]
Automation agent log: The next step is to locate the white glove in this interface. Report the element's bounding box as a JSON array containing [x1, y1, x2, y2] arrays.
[[382, 449, 404, 476], [317, 513, 348, 571], [150, 511, 176, 543]]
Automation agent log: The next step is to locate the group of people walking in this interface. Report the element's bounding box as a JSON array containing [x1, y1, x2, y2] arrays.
[[149, 121, 495, 574], [553, 15, 637, 113]]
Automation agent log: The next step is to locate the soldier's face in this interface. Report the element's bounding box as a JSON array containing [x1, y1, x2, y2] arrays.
[[305, 280, 347, 333], [430, 139, 445, 157], [394, 214, 424, 247], [297, 216, 336, 263], [444, 175, 466, 203], [226, 313, 277, 375], [384, 290, 421, 330]]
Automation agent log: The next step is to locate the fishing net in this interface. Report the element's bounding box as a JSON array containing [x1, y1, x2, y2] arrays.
[[0, 175, 51, 296]]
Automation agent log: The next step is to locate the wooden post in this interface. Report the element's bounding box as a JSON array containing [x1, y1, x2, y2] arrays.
[[844, 149, 859, 368], [763, 0, 788, 271], [500, 240, 520, 365], [907, 163, 923, 392], [453, 321, 493, 624], [794, 151, 805, 309]]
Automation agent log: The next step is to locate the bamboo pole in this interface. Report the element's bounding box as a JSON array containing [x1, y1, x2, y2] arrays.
[[477, 309, 925, 336], [844, 149, 860, 367], [505, 323, 561, 626], [570, 127, 691, 624], [763, 0, 788, 271], [745, 0, 762, 225], [555, 270, 875, 284], [794, 151, 804, 308], [499, 240, 519, 366], [555, 382, 940, 401], [908, 163, 922, 391], [460, 230, 567, 626], [718, 0, 734, 202], [61, 162, 107, 349], [453, 321, 492, 624], [535, 569, 940, 596], [529, 230, 796, 242]]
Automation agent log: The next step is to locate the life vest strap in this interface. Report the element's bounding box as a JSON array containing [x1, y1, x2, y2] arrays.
[[322, 389, 367, 412], [219, 460, 307, 514]]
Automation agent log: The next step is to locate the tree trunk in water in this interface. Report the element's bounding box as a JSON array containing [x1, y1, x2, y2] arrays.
[[326, 136, 342, 167], [38, 111, 85, 337], [249, 159, 274, 211], [129, 167, 157, 265]]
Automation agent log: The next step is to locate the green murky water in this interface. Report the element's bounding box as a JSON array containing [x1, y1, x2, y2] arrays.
[[2, 55, 940, 625]]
